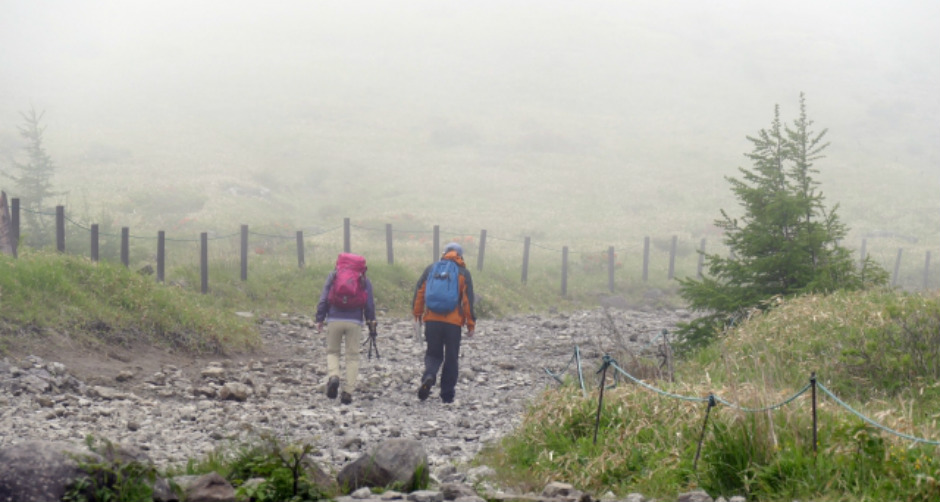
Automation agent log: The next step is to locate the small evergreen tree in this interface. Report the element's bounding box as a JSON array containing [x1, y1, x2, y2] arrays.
[[1, 107, 63, 246], [677, 94, 887, 352]]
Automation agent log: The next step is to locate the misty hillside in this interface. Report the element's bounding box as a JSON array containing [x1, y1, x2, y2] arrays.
[[1, 1, 937, 253]]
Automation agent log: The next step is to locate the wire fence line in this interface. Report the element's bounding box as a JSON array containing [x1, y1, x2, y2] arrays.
[[543, 345, 940, 465], [3, 200, 938, 294]]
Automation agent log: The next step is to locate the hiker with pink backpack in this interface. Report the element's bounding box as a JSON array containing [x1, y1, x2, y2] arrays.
[[315, 253, 377, 405]]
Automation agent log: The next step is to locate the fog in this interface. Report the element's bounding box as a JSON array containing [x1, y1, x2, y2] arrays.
[[1, 0, 938, 241]]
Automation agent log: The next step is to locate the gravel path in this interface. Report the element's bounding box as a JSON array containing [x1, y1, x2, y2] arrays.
[[0, 308, 690, 478]]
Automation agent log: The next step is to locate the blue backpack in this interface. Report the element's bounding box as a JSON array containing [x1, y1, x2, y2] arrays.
[[425, 260, 460, 313]]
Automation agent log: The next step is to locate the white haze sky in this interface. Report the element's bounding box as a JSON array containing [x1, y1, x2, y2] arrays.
[[1, 0, 938, 237]]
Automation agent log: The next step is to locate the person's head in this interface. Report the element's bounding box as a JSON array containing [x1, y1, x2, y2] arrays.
[[442, 242, 463, 257]]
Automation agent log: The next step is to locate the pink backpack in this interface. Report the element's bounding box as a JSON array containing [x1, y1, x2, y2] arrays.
[[328, 253, 368, 309]]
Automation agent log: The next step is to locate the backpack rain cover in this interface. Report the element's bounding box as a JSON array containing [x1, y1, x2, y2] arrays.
[[425, 259, 460, 314], [328, 253, 368, 309]]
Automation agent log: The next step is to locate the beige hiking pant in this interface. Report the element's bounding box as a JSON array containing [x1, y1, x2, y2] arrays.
[[326, 321, 362, 393]]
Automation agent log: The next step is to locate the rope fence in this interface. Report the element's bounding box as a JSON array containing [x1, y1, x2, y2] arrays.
[[543, 345, 940, 471]]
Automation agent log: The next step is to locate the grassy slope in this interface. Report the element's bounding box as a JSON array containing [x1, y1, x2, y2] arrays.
[[482, 288, 940, 501], [0, 250, 259, 355]]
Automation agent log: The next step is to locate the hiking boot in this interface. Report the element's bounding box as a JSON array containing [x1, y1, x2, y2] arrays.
[[340, 391, 353, 405], [417, 375, 434, 401], [326, 376, 339, 399]]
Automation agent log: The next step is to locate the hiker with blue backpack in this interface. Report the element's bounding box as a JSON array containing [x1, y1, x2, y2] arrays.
[[412, 242, 476, 404], [316, 253, 377, 405]]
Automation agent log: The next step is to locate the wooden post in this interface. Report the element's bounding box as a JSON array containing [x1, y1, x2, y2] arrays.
[[90, 224, 99, 262], [892, 248, 903, 287], [433, 225, 440, 260], [56, 205, 65, 253], [522, 237, 531, 284], [296, 231, 305, 268], [121, 227, 129, 267], [343, 217, 351, 253], [157, 231, 165, 283], [924, 250, 930, 290], [11, 197, 19, 248], [561, 246, 569, 297], [697, 238, 706, 279], [643, 236, 650, 282], [477, 229, 487, 272], [0, 192, 16, 258], [240, 224, 248, 281], [201, 232, 208, 294], [386, 223, 394, 265], [607, 246, 615, 293], [667, 235, 677, 280]]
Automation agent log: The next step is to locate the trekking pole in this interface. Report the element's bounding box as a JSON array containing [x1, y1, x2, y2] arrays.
[[365, 321, 380, 360]]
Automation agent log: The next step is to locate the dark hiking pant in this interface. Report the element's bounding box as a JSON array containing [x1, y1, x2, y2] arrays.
[[422, 321, 463, 403]]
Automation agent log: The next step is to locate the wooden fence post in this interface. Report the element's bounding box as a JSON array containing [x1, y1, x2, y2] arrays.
[[607, 246, 615, 293], [343, 218, 351, 253], [433, 225, 440, 260], [121, 227, 129, 267], [892, 248, 903, 287], [386, 223, 394, 265], [56, 205, 65, 252], [561, 246, 569, 297], [11, 198, 19, 247], [201, 232, 208, 294], [157, 230, 165, 283], [90, 224, 99, 262], [668, 235, 677, 280], [521, 237, 531, 284], [697, 238, 706, 279], [240, 224, 248, 281], [296, 230, 305, 268], [643, 236, 650, 282], [477, 229, 487, 272], [924, 250, 930, 290]]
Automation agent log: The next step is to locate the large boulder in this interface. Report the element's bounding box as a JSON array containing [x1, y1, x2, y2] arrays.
[[0, 440, 103, 502], [336, 439, 428, 493], [0, 439, 179, 502]]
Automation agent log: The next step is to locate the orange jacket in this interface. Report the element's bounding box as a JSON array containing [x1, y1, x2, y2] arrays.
[[412, 251, 476, 331]]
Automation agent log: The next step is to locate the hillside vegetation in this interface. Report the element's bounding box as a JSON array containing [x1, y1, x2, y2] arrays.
[[0, 246, 632, 357], [484, 289, 940, 501], [2, 249, 939, 500]]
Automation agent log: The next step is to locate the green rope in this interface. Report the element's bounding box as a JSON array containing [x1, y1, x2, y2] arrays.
[[818, 383, 940, 445], [714, 384, 812, 412]]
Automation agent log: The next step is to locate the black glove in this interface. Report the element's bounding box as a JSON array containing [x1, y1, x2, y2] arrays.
[[367, 320, 378, 336]]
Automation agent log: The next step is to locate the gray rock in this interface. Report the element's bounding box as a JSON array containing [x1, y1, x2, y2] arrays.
[[0, 440, 103, 502], [181, 472, 235, 502], [337, 439, 429, 492], [677, 490, 713, 502]]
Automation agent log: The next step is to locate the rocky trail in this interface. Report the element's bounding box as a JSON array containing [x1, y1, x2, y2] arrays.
[[0, 308, 690, 479]]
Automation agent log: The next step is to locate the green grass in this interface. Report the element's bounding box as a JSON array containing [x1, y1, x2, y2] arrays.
[[480, 288, 940, 501], [0, 249, 259, 355]]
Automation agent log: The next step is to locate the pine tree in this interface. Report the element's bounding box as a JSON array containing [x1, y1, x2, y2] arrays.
[[1, 107, 63, 246], [677, 94, 887, 351]]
